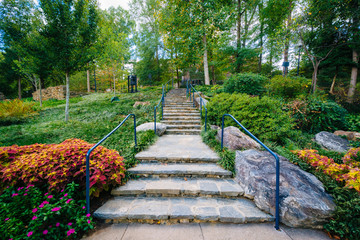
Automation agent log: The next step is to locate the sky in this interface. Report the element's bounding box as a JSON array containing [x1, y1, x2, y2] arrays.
[[98, 0, 130, 10]]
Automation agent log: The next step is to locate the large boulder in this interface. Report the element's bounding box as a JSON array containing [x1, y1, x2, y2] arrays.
[[315, 131, 350, 153], [334, 130, 360, 141], [195, 97, 208, 110], [235, 149, 336, 228], [216, 126, 261, 150], [136, 122, 166, 136]]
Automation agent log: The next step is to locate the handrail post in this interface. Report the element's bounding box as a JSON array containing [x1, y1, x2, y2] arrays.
[[154, 106, 157, 134], [205, 109, 207, 132], [193, 91, 195, 107], [85, 153, 90, 214], [133, 115, 137, 147], [221, 115, 225, 149], [161, 95, 164, 120], [200, 98, 202, 117]]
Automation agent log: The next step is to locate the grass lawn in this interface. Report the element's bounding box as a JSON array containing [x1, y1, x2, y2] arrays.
[[0, 86, 162, 169]]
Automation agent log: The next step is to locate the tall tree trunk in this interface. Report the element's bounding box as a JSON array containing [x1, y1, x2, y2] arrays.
[[258, 1, 263, 73], [176, 67, 180, 88], [347, 49, 358, 103], [39, 78, 42, 107], [203, 34, 210, 85], [283, 1, 292, 76], [18, 78, 21, 100], [211, 65, 216, 85], [329, 66, 338, 95], [242, 10, 247, 48], [113, 65, 116, 97], [312, 63, 319, 93], [236, 0, 242, 73], [65, 71, 70, 122], [87, 68, 90, 93]]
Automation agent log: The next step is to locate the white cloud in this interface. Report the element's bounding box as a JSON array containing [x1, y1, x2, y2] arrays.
[[98, 0, 130, 10]]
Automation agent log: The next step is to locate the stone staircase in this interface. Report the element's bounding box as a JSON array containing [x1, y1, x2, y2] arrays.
[[162, 89, 201, 135], [93, 89, 274, 224]]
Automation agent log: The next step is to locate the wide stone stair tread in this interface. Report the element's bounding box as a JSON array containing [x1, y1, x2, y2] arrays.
[[165, 129, 201, 135], [164, 113, 200, 116], [161, 120, 201, 125], [93, 197, 274, 223], [164, 110, 199, 114], [135, 135, 219, 161], [111, 178, 244, 197], [163, 116, 201, 120], [167, 125, 201, 129], [128, 163, 232, 178]]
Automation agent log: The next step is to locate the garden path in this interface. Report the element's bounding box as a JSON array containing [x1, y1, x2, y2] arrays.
[[93, 89, 273, 224]]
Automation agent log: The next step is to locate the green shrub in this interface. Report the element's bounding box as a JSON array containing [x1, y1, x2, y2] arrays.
[[0, 182, 94, 239], [223, 73, 267, 95], [266, 75, 311, 99], [207, 93, 295, 144], [286, 96, 348, 133], [0, 99, 38, 125], [346, 114, 360, 132], [194, 85, 223, 97]]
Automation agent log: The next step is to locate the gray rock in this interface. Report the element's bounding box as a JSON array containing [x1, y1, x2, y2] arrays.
[[315, 131, 350, 153], [136, 122, 166, 136], [216, 126, 261, 151], [133, 101, 150, 108], [195, 97, 208, 110], [235, 149, 336, 229], [0, 92, 6, 101], [210, 125, 220, 131]]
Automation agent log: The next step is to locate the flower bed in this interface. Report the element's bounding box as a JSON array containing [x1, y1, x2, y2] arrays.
[[0, 182, 93, 239], [0, 139, 126, 197], [294, 148, 360, 192]]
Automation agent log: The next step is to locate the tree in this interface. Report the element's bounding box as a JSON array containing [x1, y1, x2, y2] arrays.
[[40, 0, 99, 121]]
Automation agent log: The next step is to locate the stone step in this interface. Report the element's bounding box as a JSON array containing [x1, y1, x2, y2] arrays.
[[164, 102, 193, 106], [161, 120, 201, 125], [165, 129, 201, 135], [163, 116, 201, 121], [111, 178, 244, 198], [164, 110, 199, 114], [136, 155, 219, 164], [128, 163, 232, 178], [93, 196, 274, 224], [167, 125, 201, 130], [164, 107, 197, 110]]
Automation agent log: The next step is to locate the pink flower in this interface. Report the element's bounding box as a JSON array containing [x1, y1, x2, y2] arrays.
[[66, 199, 72, 204], [32, 216, 37, 220], [12, 193, 18, 197], [49, 225, 52, 228], [56, 222, 60, 227], [61, 189, 64, 192], [87, 220, 91, 224], [67, 229, 75, 236], [43, 230, 48, 235], [5, 218, 10, 221], [51, 207, 61, 212], [23, 193, 27, 196], [32, 208, 38, 213], [68, 222, 72, 226], [60, 197, 63, 200], [25, 189, 29, 192], [86, 213, 91, 217], [47, 195, 53, 199], [64, 193, 68, 197], [82, 206, 85, 209], [17, 187, 24, 191], [27, 231, 33, 237], [39, 204, 44, 208], [26, 184, 34, 189], [45, 192, 48, 196]]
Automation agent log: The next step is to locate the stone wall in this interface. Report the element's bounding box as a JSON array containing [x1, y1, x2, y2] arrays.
[[0, 92, 6, 101], [32, 85, 66, 101]]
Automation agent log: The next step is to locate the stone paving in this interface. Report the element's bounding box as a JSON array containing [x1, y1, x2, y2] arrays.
[[94, 89, 274, 224]]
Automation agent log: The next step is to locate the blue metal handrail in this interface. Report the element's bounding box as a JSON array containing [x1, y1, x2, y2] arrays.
[[164, 79, 173, 97], [220, 114, 280, 230], [85, 114, 137, 214], [187, 82, 208, 132], [154, 86, 165, 134]]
